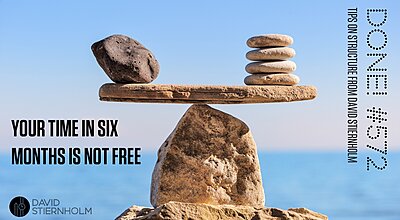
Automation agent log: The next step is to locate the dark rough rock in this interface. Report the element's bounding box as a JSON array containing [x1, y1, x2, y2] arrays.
[[91, 34, 159, 83], [150, 104, 265, 207]]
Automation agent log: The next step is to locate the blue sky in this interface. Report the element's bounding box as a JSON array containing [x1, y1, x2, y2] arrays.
[[0, 0, 399, 152]]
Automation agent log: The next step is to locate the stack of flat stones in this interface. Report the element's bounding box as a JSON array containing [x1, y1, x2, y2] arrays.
[[244, 34, 299, 86]]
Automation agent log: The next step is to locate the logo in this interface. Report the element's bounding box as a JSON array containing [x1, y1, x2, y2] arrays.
[[9, 196, 30, 217]]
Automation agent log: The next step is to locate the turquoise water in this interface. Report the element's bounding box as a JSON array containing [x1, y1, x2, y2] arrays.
[[1, 152, 399, 219]]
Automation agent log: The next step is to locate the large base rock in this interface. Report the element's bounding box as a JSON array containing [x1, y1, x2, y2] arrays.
[[151, 104, 264, 207], [116, 202, 328, 220]]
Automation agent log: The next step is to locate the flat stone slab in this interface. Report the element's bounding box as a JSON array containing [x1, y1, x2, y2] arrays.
[[99, 83, 317, 104]]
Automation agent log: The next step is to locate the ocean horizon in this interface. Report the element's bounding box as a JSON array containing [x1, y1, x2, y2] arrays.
[[1, 151, 399, 219]]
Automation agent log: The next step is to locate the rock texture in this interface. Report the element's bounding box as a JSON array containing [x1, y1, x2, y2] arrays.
[[150, 104, 264, 207], [116, 202, 328, 220], [99, 83, 317, 104], [91, 34, 159, 83], [246, 47, 295, 61], [244, 74, 300, 86], [247, 34, 293, 48], [246, 61, 296, 74]]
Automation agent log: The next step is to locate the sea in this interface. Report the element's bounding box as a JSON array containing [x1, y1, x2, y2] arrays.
[[1, 152, 399, 220]]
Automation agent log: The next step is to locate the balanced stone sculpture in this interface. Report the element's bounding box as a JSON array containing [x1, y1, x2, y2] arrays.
[[92, 33, 327, 220]]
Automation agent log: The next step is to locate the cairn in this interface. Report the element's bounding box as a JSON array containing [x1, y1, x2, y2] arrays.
[[245, 34, 300, 86]]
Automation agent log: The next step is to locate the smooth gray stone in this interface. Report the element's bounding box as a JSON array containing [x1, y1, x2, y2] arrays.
[[246, 47, 295, 61], [244, 73, 300, 86], [247, 34, 293, 48], [245, 61, 296, 74]]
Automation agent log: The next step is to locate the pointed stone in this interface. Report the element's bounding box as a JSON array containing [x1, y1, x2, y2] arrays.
[[150, 104, 265, 207]]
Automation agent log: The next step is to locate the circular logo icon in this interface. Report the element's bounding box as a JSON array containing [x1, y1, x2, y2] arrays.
[[9, 196, 30, 217]]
